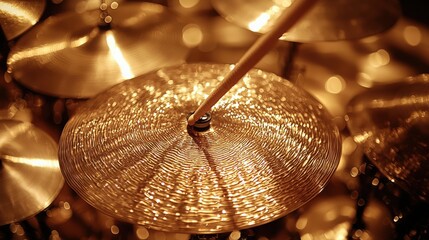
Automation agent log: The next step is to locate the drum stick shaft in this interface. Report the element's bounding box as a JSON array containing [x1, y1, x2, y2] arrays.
[[188, 0, 319, 126]]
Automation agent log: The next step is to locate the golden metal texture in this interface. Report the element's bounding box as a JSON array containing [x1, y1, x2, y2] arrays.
[[59, 63, 341, 233], [346, 74, 429, 202], [211, 0, 401, 42], [0, 0, 46, 40], [0, 119, 64, 225], [7, 2, 189, 99]]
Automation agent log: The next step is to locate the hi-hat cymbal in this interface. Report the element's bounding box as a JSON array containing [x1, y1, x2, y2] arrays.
[[7, 2, 189, 99], [211, 0, 401, 42], [346, 74, 429, 202], [0, 119, 64, 226], [0, 0, 46, 40], [59, 63, 341, 233]]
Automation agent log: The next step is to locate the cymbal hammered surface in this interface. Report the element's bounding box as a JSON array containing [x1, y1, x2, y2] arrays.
[[59, 63, 341, 233]]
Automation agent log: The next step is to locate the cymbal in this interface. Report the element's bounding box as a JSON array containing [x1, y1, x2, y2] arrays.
[[211, 0, 401, 42], [59, 63, 341, 233], [296, 194, 394, 240], [346, 74, 429, 202], [0, 119, 64, 225], [7, 2, 189, 99], [0, 0, 46, 40]]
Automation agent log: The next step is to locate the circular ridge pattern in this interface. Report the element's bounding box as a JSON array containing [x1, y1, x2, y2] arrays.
[[59, 63, 341, 233]]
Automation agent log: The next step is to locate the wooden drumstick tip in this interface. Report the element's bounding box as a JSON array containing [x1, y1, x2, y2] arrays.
[[187, 114, 197, 126]]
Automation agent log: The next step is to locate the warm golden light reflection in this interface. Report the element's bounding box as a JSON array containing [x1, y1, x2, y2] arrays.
[[0, 2, 37, 25], [356, 72, 374, 88], [296, 217, 308, 230], [182, 24, 203, 48], [179, 0, 199, 8], [403, 25, 421, 46], [0, 154, 59, 168], [248, 13, 271, 32], [368, 49, 390, 68], [106, 31, 134, 79], [325, 75, 345, 94], [342, 136, 357, 156], [0, 122, 31, 145], [136, 226, 149, 239], [111, 225, 120, 235], [111, 1, 119, 9], [7, 35, 90, 65], [229, 230, 241, 240]]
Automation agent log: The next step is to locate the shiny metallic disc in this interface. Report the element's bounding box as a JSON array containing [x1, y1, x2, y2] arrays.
[[7, 2, 189, 99], [346, 74, 429, 202], [0, 119, 64, 225], [0, 0, 46, 40], [59, 63, 341, 233], [211, 0, 401, 42]]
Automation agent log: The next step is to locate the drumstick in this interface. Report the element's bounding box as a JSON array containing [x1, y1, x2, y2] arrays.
[[188, 0, 319, 126]]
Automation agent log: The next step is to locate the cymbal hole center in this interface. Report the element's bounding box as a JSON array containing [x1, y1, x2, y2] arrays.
[[188, 112, 211, 131]]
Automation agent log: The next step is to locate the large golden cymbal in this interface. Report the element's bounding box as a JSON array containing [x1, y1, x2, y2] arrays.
[[59, 63, 341, 233], [7, 2, 189, 99], [0, 119, 64, 225], [211, 0, 401, 42], [0, 0, 46, 40], [346, 74, 429, 202]]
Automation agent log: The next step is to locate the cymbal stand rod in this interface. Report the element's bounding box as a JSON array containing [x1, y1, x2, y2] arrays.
[[98, 0, 112, 29], [187, 0, 319, 126]]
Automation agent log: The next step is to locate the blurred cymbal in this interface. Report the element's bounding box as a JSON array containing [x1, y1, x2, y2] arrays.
[[212, 0, 401, 42], [346, 74, 429, 202], [59, 63, 341, 233], [7, 2, 189, 99], [0, 0, 46, 40], [296, 194, 394, 240], [0, 119, 64, 225]]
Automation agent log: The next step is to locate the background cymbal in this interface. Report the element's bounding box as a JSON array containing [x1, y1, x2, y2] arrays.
[[0, 119, 64, 226], [59, 63, 341, 233], [346, 74, 429, 202], [0, 0, 46, 40], [7, 2, 190, 99], [211, 0, 401, 42]]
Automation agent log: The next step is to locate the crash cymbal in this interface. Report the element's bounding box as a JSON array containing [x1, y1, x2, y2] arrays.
[[0, 119, 64, 225], [211, 0, 401, 42], [7, 2, 189, 99], [0, 0, 46, 40], [346, 74, 429, 202], [59, 63, 341, 233]]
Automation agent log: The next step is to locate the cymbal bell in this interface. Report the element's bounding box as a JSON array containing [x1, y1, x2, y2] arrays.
[[346, 74, 429, 202], [59, 63, 341, 233], [0, 119, 64, 226], [0, 0, 46, 41], [212, 0, 401, 42], [7, 2, 190, 99]]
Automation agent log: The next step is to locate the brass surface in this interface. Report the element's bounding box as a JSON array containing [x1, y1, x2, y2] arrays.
[[0, 119, 64, 225], [59, 63, 341, 233], [0, 0, 46, 40], [211, 0, 401, 42], [7, 2, 189, 99], [346, 74, 429, 202]]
